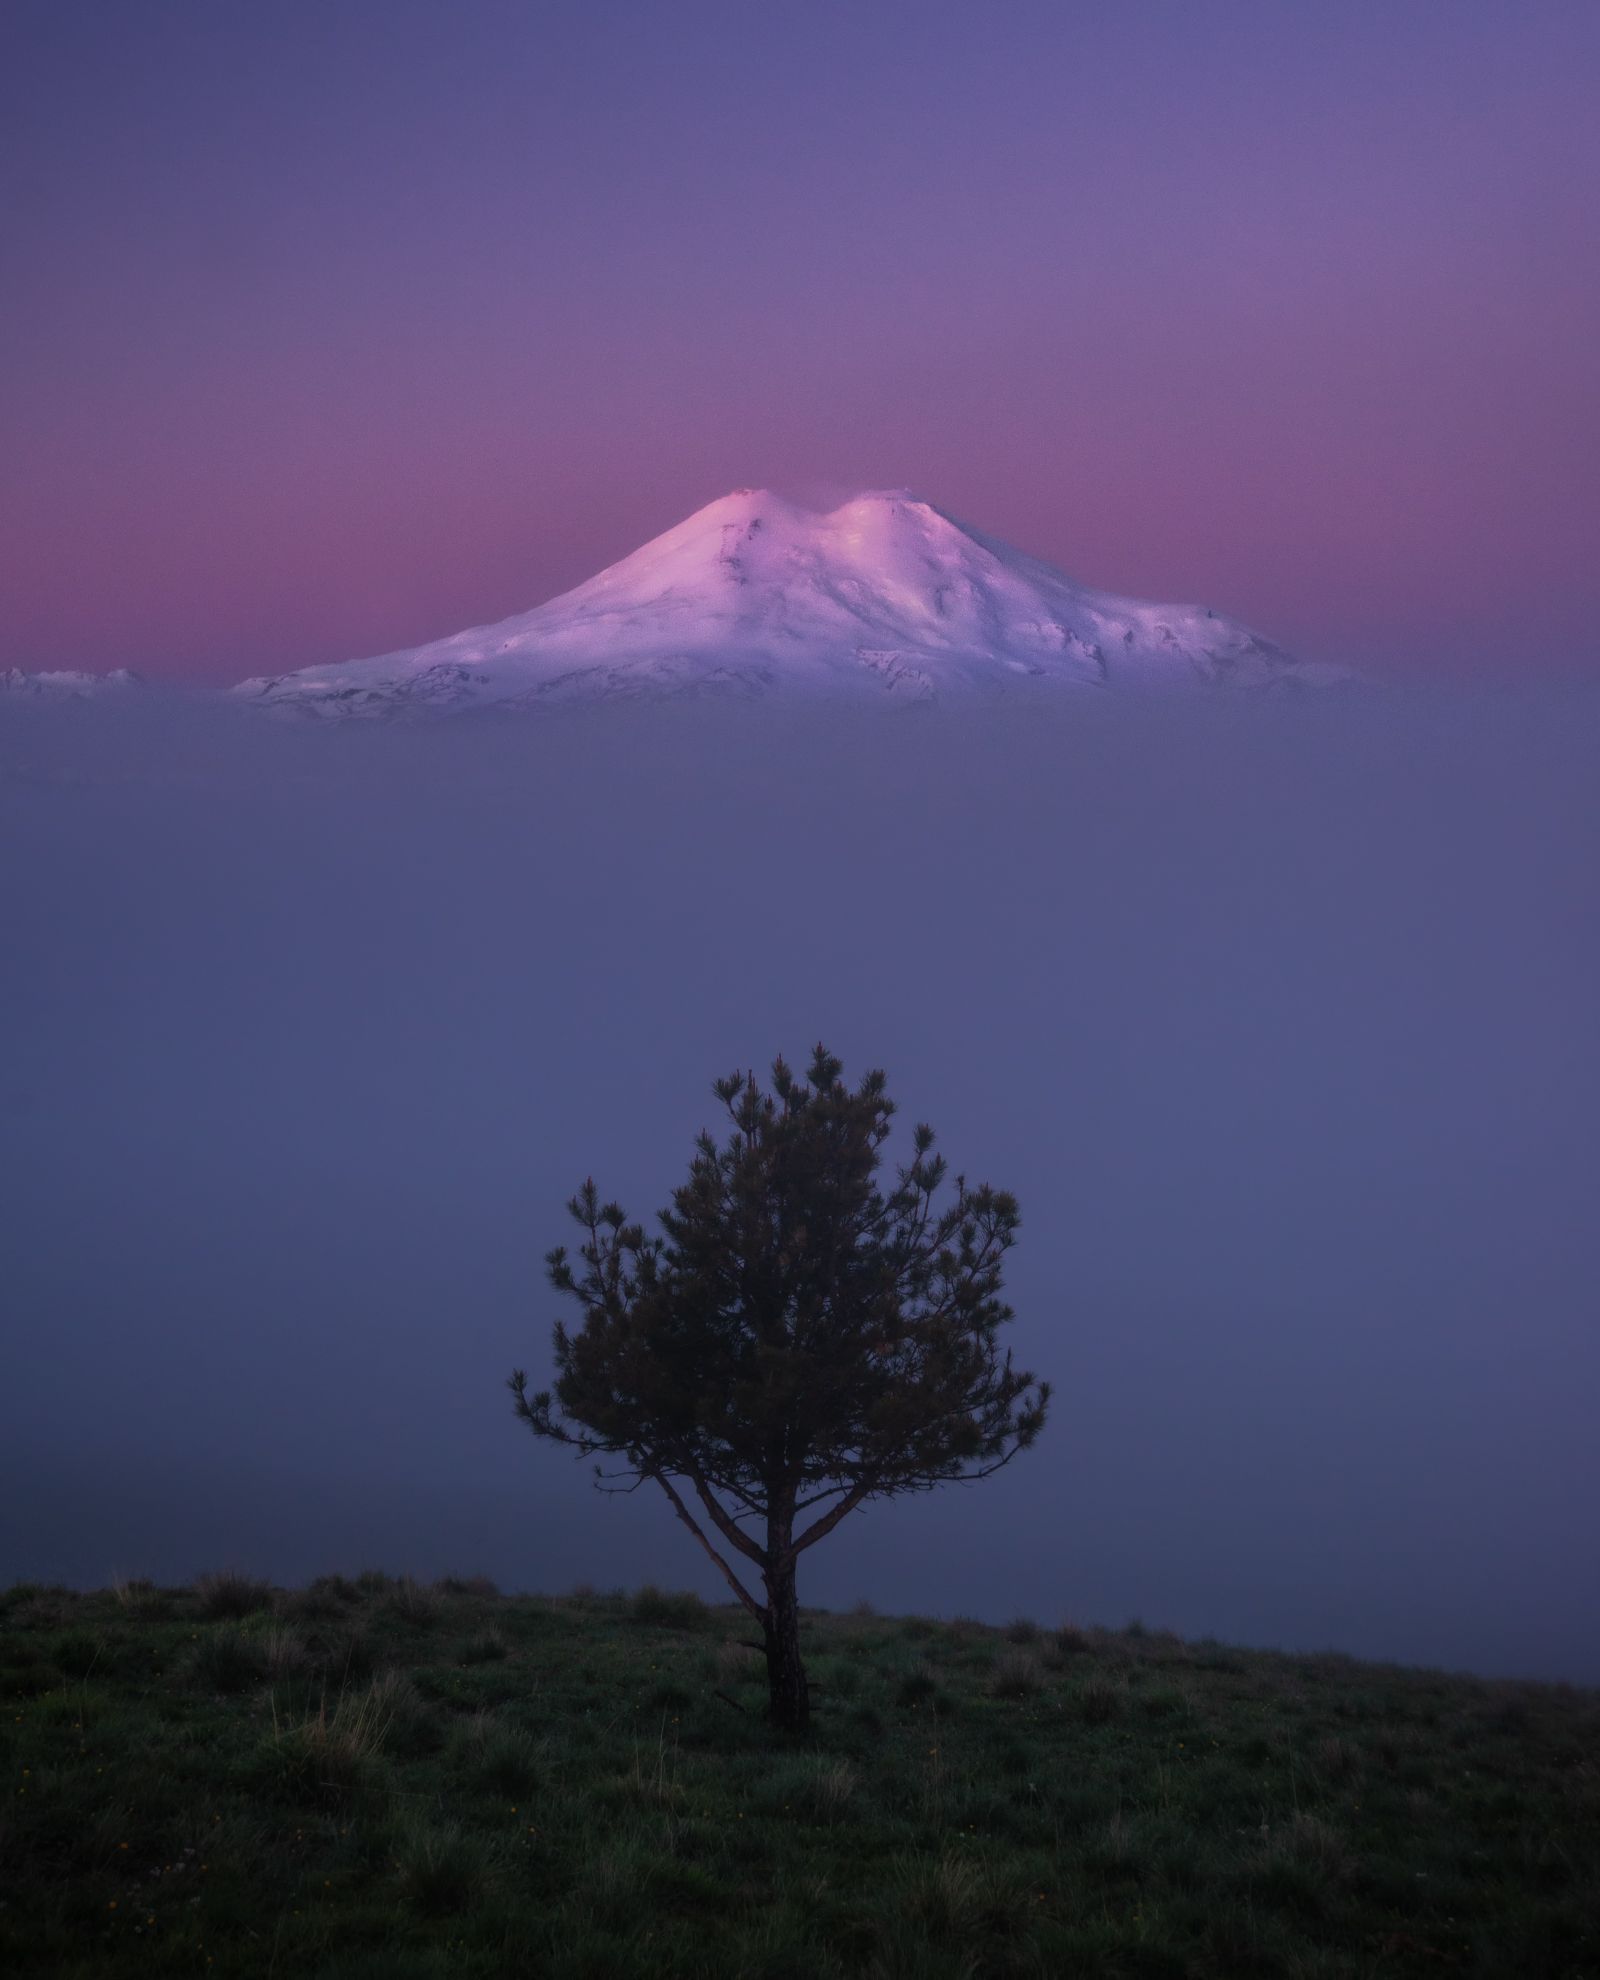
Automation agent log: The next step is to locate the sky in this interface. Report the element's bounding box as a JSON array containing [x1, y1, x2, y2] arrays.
[[3, 0, 1598, 685], [3, 692, 1598, 1681]]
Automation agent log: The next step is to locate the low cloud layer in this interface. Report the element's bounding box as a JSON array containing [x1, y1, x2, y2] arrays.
[[3, 689, 1596, 1680]]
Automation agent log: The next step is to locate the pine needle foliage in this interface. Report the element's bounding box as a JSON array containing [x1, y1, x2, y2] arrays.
[[509, 1045, 1050, 1728]]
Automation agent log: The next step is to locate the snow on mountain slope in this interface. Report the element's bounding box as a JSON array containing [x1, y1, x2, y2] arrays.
[[233, 490, 1346, 717], [2, 667, 142, 699]]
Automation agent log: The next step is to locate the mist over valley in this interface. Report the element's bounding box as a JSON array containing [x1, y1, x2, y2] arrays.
[[3, 686, 1594, 1683]]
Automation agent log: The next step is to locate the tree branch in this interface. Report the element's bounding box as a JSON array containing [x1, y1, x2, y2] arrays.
[[689, 1472, 769, 1568], [793, 1475, 878, 1554], [648, 1471, 765, 1622]]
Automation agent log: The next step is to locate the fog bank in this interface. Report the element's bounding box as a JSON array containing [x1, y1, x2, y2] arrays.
[[3, 689, 1596, 1681]]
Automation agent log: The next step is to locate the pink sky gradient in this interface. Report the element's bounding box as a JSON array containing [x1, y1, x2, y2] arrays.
[[2, 1, 1597, 683]]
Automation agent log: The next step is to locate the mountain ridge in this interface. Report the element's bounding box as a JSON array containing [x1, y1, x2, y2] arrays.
[[230, 489, 1348, 718], [1, 667, 142, 699]]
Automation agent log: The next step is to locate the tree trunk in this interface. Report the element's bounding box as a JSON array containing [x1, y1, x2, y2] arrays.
[[762, 1549, 809, 1732], [761, 1485, 809, 1733]]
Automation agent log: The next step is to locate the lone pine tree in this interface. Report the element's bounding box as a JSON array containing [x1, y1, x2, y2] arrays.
[[510, 1046, 1049, 1731]]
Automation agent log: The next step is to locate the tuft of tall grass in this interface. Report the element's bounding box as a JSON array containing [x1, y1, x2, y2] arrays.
[[260, 1625, 311, 1679], [370, 1669, 439, 1758], [755, 1754, 858, 1822], [32, 1679, 114, 1729], [883, 1848, 1028, 1947], [475, 1726, 542, 1799], [711, 1638, 763, 1685], [1314, 1733, 1361, 1783], [1078, 1673, 1128, 1723], [809, 1651, 861, 1700], [1147, 1627, 1193, 1664], [988, 1649, 1046, 1699], [1244, 1813, 1351, 1918], [283, 1575, 357, 1620], [629, 1584, 709, 1630], [2, 1586, 79, 1631], [436, 1573, 501, 1599], [48, 1630, 108, 1680], [386, 1576, 441, 1627], [194, 1570, 274, 1619], [189, 1626, 267, 1694], [307, 1623, 377, 1684], [1276, 1810, 1353, 1881], [843, 1702, 885, 1747], [1192, 1636, 1247, 1672], [0, 1656, 58, 1698], [393, 1817, 485, 1917], [895, 1663, 939, 1708], [109, 1575, 164, 1615], [265, 1676, 393, 1801], [457, 1627, 510, 1665], [1139, 1683, 1192, 1721]]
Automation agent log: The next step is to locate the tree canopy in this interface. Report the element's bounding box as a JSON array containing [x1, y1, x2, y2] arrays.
[[510, 1045, 1049, 1728]]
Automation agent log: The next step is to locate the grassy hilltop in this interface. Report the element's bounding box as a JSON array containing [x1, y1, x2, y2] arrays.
[[1, 1575, 1595, 1978]]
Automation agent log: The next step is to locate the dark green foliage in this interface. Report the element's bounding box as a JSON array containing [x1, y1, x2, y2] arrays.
[[3, 1577, 1595, 1979], [511, 1046, 1049, 1729]]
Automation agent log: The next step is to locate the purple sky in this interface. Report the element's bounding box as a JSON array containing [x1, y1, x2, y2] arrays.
[[3, 0, 1597, 684]]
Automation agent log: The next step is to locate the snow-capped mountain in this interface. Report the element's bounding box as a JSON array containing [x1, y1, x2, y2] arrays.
[[2, 667, 142, 699], [234, 490, 1345, 717]]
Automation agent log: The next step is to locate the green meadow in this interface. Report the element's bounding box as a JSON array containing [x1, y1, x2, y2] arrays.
[[2, 1574, 1594, 1978]]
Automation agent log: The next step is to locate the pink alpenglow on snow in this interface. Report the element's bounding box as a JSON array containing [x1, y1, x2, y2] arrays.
[[233, 491, 1348, 718]]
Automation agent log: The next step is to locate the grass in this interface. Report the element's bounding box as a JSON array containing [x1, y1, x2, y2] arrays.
[[1, 1580, 1596, 1977]]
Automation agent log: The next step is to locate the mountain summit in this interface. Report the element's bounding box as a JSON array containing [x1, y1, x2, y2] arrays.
[[234, 490, 1342, 716]]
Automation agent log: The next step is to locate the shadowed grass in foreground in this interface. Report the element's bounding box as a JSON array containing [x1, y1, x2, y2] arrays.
[[1, 1577, 1595, 1977]]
